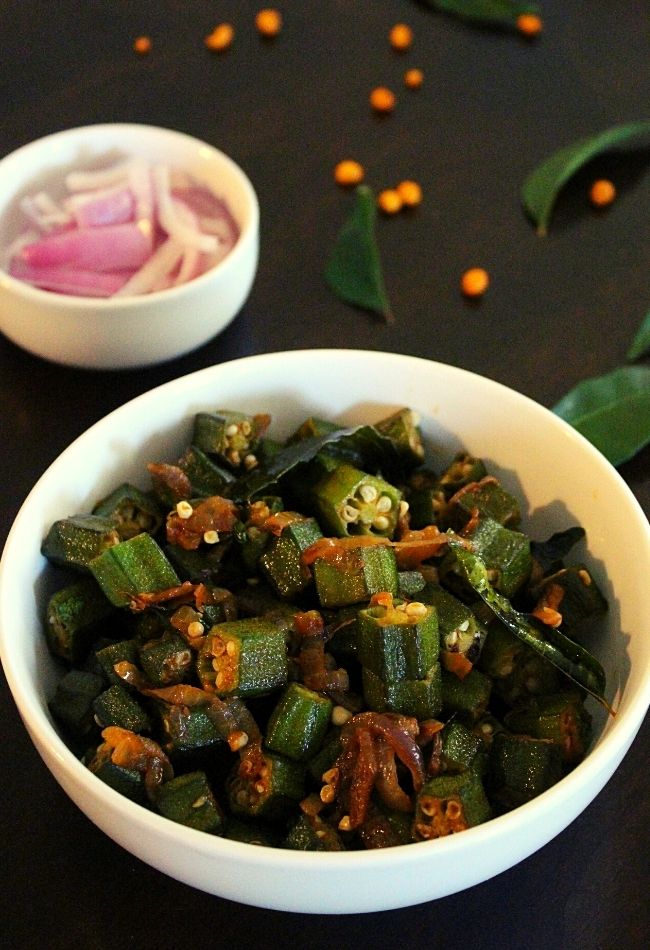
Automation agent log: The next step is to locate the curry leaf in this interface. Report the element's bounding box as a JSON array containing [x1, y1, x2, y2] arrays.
[[627, 310, 650, 361], [553, 366, 650, 466], [448, 539, 610, 710], [325, 185, 393, 322], [418, 0, 540, 29], [521, 120, 650, 235]]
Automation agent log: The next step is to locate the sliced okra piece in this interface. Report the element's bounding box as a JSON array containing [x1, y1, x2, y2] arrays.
[[176, 445, 236, 497], [156, 702, 225, 756], [362, 664, 442, 720], [265, 682, 333, 761], [199, 586, 239, 627], [283, 813, 345, 851], [92, 483, 163, 540], [437, 452, 487, 498], [420, 583, 485, 668], [413, 770, 491, 840], [441, 667, 492, 722], [89, 532, 180, 607], [155, 771, 224, 834], [138, 632, 193, 687], [457, 516, 532, 598], [233, 496, 284, 572], [48, 669, 104, 737], [374, 408, 425, 467], [197, 618, 289, 698], [86, 744, 146, 803], [356, 597, 439, 681], [192, 409, 269, 472], [223, 818, 281, 847], [45, 576, 115, 663], [41, 514, 121, 572], [92, 684, 152, 733], [478, 621, 561, 706], [313, 463, 403, 538], [95, 639, 140, 686], [504, 693, 592, 765], [405, 484, 448, 529], [312, 543, 399, 608], [228, 750, 305, 821], [487, 732, 563, 812], [164, 541, 229, 584], [532, 565, 608, 642], [259, 516, 323, 599], [440, 721, 487, 775], [398, 570, 426, 597], [446, 476, 521, 530]]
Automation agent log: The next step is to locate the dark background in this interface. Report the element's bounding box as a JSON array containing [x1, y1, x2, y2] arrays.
[[0, 2, 648, 947]]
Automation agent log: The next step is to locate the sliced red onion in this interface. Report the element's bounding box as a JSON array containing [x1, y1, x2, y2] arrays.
[[65, 185, 135, 228], [18, 221, 153, 272], [9, 259, 130, 296], [114, 237, 184, 297]]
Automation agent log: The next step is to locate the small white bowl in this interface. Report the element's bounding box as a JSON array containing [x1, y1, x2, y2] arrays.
[[0, 124, 259, 369], [1, 350, 649, 913]]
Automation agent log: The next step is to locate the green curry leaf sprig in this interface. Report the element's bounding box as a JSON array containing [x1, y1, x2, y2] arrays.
[[325, 185, 393, 323]]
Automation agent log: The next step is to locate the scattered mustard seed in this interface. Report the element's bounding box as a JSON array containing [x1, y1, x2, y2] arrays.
[[255, 9, 283, 38], [334, 160, 365, 186], [205, 23, 235, 52], [370, 86, 396, 114], [589, 179, 617, 208], [133, 36, 152, 55], [404, 68, 424, 90], [461, 267, 490, 298], [377, 189, 403, 215], [389, 23, 413, 52]]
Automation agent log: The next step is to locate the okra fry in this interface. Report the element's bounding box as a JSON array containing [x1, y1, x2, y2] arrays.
[[448, 539, 611, 711]]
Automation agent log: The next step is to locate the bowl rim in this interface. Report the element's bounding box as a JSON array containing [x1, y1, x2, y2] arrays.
[[1, 349, 649, 894], [0, 122, 260, 309]]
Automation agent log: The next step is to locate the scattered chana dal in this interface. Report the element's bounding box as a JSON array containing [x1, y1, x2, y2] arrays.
[[517, 13, 543, 37], [377, 189, 403, 214], [589, 179, 617, 208], [133, 36, 152, 55], [461, 268, 490, 298], [389, 23, 413, 52], [370, 86, 396, 113], [404, 68, 424, 89], [255, 9, 283, 37], [334, 160, 365, 186], [205, 23, 235, 52]]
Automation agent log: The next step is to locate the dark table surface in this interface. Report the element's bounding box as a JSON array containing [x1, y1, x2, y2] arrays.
[[1, 2, 648, 947]]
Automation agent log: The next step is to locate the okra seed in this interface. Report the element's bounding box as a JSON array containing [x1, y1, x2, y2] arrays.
[[359, 484, 378, 503], [376, 494, 393, 513], [212, 658, 222, 671], [458, 619, 470, 632], [578, 569, 592, 586], [215, 671, 226, 689], [399, 500, 410, 516], [320, 784, 336, 804], [254, 782, 266, 794], [244, 453, 258, 470], [342, 504, 360, 523], [338, 816, 352, 832], [419, 797, 436, 816], [192, 796, 208, 808], [176, 500, 194, 519], [225, 424, 239, 436], [315, 830, 326, 839], [211, 637, 226, 655], [203, 530, 220, 544], [445, 800, 462, 820], [226, 640, 237, 656], [480, 722, 493, 735], [331, 705, 352, 726], [228, 730, 249, 751], [228, 449, 241, 465], [405, 601, 427, 618], [373, 515, 390, 531], [188, 620, 205, 638], [241, 420, 252, 436]]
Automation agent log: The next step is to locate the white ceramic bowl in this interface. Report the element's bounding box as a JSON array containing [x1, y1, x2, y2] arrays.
[[0, 124, 259, 369], [1, 350, 649, 913]]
